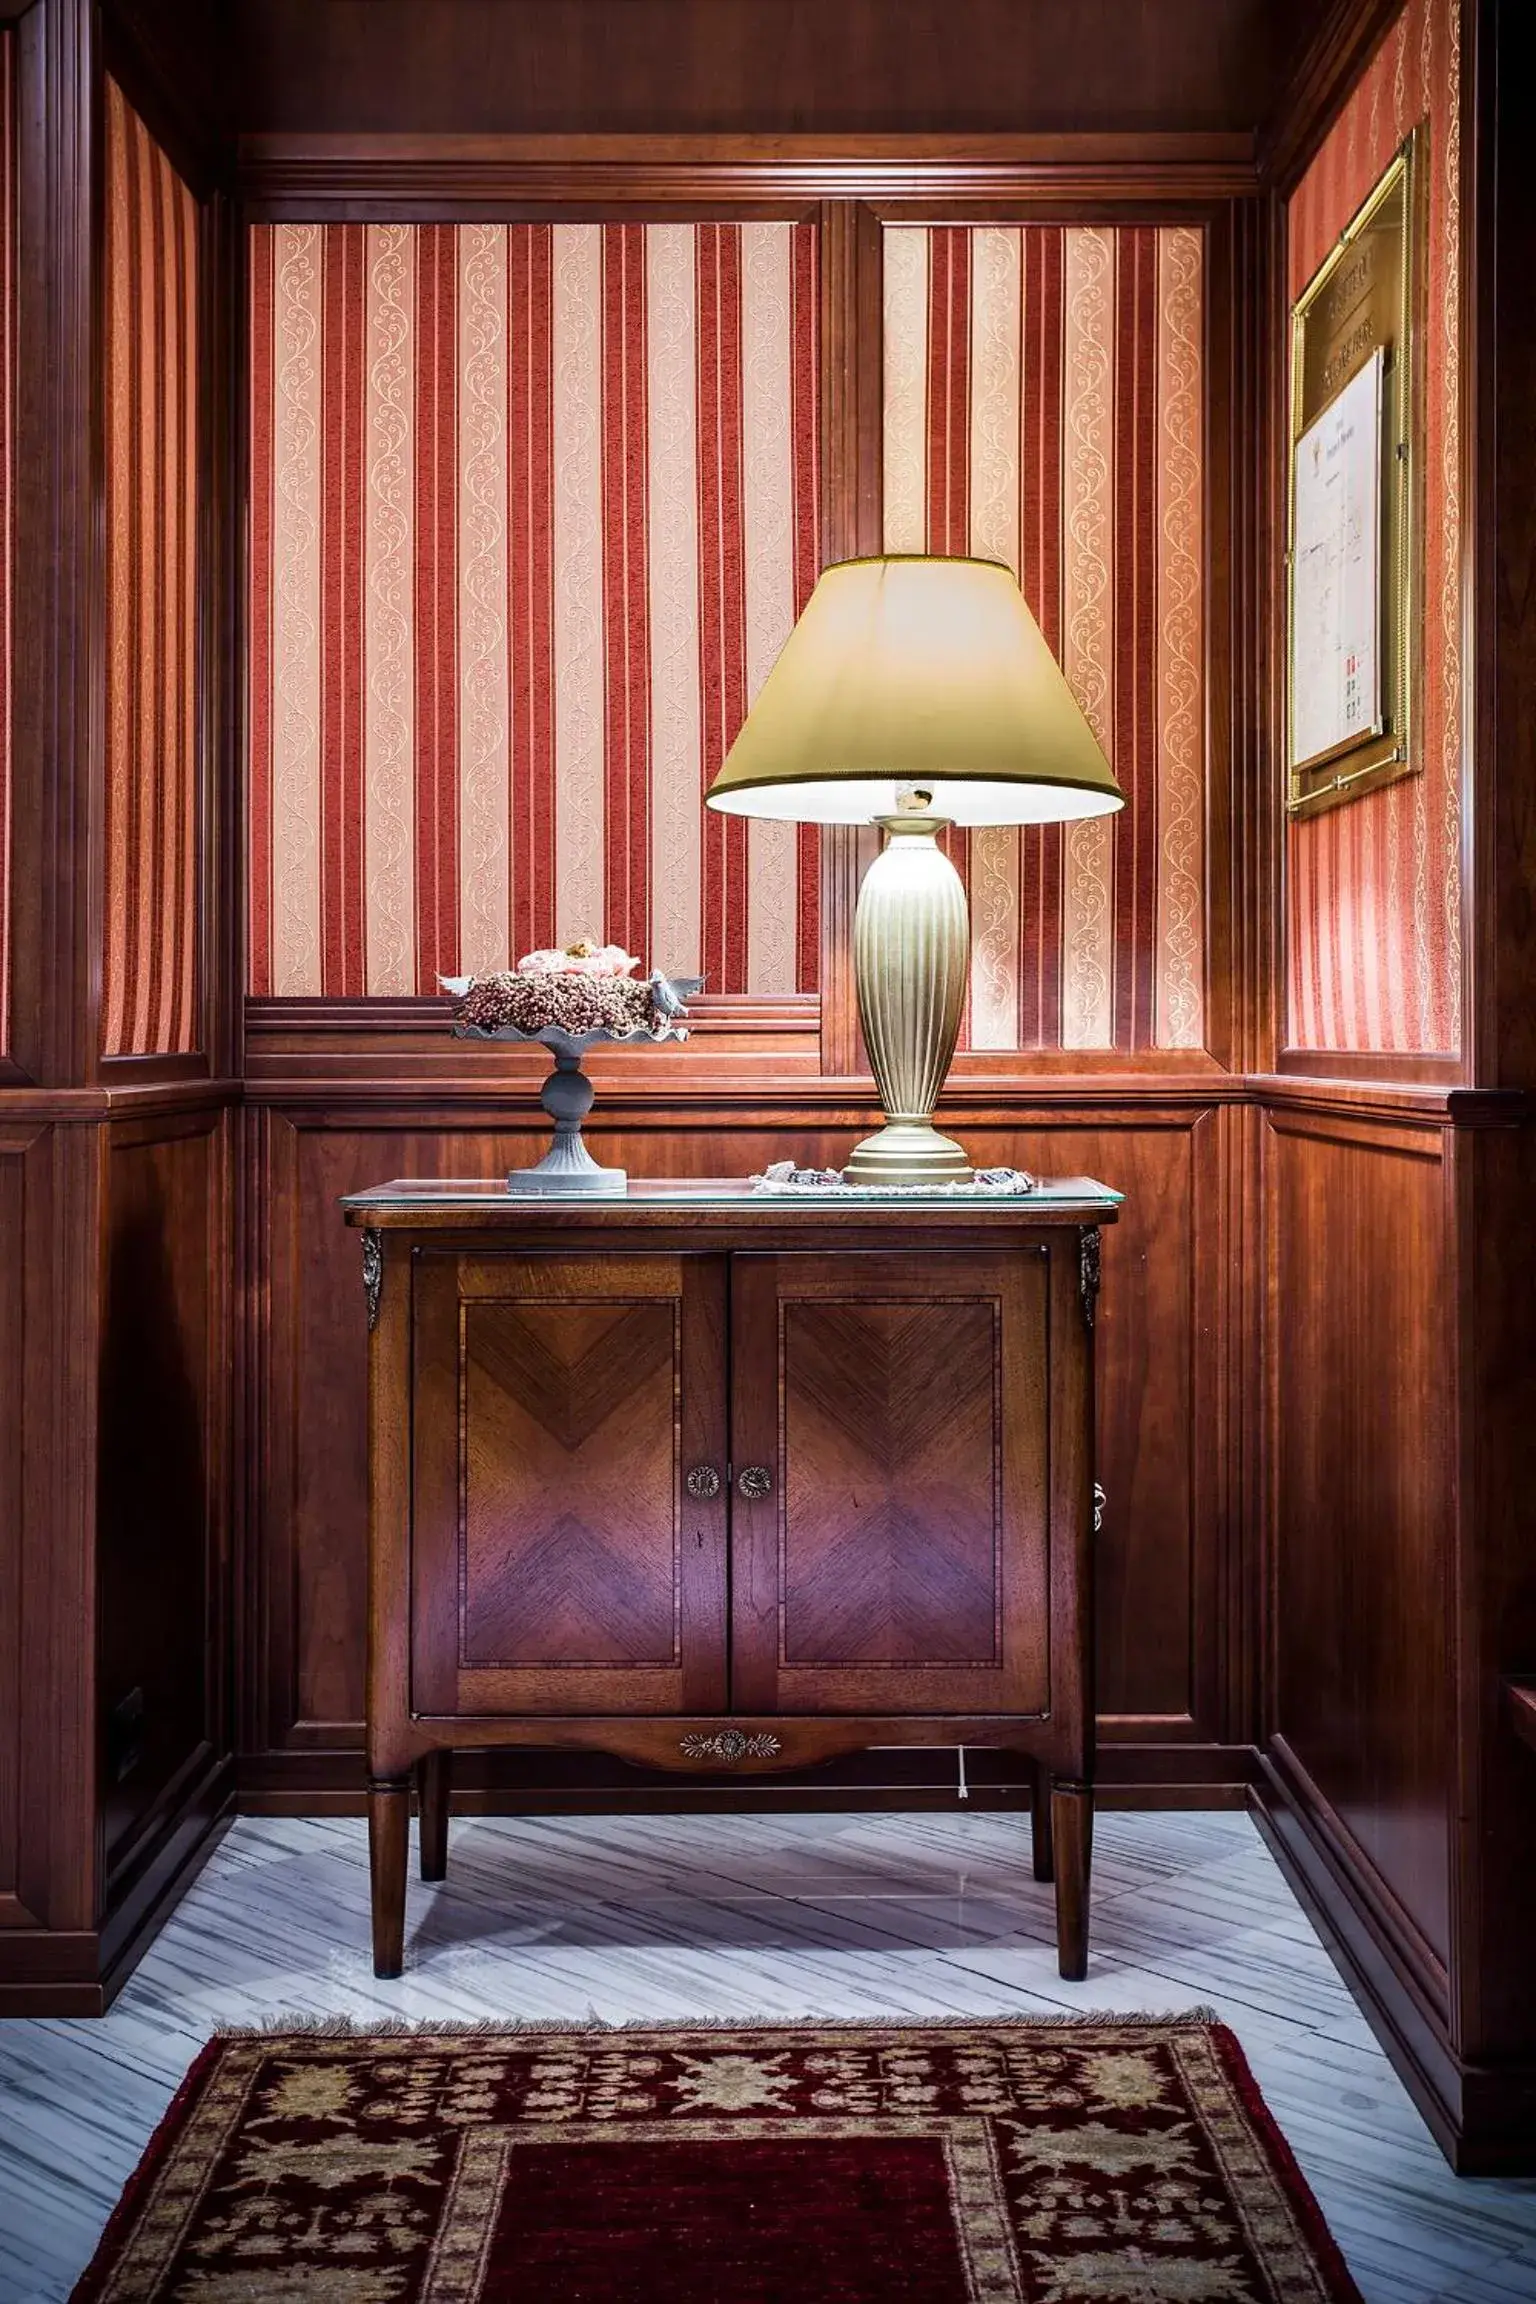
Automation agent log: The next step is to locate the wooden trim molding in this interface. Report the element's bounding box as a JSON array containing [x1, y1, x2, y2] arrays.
[[8, 0, 100, 1089], [1273, 1050, 1470, 1088], [237, 133, 1261, 216], [1258, 0, 1410, 194]]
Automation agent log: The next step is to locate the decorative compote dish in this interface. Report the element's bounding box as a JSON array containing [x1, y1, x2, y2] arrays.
[[442, 943, 703, 1194]]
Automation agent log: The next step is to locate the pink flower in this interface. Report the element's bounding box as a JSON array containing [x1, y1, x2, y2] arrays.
[[517, 943, 640, 980]]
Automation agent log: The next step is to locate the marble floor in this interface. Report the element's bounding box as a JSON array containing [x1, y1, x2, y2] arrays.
[[1, 1807, 1534, 2303]]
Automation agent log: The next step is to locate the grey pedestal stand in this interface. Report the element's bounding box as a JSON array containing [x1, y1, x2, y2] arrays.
[[449, 976, 703, 1195], [509, 1031, 625, 1195]]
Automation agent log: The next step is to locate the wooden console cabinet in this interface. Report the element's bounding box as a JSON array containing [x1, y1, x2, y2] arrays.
[[342, 1179, 1119, 1981]]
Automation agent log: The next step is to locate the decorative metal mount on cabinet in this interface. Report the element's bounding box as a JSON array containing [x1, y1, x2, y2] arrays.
[[361, 1229, 383, 1332], [678, 1730, 783, 1764], [1079, 1226, 1101, 1330]]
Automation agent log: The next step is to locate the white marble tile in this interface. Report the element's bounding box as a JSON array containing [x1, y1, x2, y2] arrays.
[[1, 1809, 1534, 2304]]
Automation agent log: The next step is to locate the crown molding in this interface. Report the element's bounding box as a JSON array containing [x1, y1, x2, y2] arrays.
[[1257, 0, 1407, 194], [237, 130, 1261, 216]]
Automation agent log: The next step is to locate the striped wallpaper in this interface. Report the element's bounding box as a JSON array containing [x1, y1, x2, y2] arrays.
[[0, 36, 11, 1057], [1286, 0, 1463, 1053], [248, 222, 820, 999], [101, 79, 200, 1058], [883, 225, 1206, 1053]]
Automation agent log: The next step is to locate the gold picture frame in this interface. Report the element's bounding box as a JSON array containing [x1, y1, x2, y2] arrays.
[[1286, 130, 1425, 820]]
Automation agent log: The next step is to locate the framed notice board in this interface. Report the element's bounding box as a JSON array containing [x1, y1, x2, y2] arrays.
[[1286, 131, 1425, 820]]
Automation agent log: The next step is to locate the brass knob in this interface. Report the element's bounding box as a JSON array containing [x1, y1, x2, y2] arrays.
[[685, 1465, 721, 1501], [737, 1465, 773, 1501]]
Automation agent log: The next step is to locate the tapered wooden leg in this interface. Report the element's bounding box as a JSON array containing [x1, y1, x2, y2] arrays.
[[418, 1748, 452, 1882], [1030, 1761, 1055, 1882], [1051, 1779, 1093, 1980], [369, 1777, 410, 1978]]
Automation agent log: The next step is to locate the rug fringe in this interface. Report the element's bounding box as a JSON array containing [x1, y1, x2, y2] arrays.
[[215, 2007, 1222, 2042]]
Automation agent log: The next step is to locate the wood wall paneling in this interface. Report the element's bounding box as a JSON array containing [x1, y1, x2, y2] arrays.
[[102, 0, 230, 189], [1248, 0, 1536, 2175], [231, 1, 1298, 141], [98, 1114, 226, 1894], [1450, 1118, 1536, 2069], [7, 0, 99, 1092], [0, 1115, 100, 1981], [0, 0, 106, 2011], [0, 0, 240, 2015], [0, 1125, 39, 1930], [1266, 1108, 1452, 1976]]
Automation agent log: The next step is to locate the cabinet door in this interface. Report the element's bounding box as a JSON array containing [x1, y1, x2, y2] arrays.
[[411, 1251, 728, 1717], [730, 1250, 1050, 1716]]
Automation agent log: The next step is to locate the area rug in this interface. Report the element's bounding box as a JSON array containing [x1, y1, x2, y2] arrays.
[[72, 2018, 1362, 2303]]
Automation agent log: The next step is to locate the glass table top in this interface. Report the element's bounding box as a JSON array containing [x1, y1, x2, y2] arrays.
[[341, 1175, 1124, 1212]]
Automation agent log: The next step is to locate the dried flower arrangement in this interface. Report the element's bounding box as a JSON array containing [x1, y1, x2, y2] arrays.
[[440, 944, 703, 1193], [444, 943, 696, 1043]]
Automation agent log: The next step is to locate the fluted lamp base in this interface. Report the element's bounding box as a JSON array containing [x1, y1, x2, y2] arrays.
[[844, 807, 974, 1188]]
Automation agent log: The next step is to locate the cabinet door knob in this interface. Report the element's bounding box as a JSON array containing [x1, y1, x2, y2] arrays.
[[737, 1465, 773, 1501], [685, 1465, 722, 1501]]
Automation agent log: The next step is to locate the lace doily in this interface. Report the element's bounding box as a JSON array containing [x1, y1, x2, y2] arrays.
[[750, 1162, 1038, 1197]]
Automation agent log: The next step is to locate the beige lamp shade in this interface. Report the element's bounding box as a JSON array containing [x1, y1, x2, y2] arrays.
[[705, 554, 1125, 826]]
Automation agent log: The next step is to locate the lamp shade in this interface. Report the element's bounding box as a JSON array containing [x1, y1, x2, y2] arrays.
[[704, 554, 1125, 827]]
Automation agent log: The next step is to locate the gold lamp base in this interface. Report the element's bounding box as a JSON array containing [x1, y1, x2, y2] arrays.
[[844, 1119, 973, 1187], [845, 806, 974, 1188]]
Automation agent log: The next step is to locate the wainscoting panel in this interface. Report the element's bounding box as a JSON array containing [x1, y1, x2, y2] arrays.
[[1265, 1105, 1452, 1975], [0, 1124, 39, 1929], [99, 1113, 227, 1894]]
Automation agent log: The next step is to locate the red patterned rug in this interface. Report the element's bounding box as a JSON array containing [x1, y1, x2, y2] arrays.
[[72, 2019, 1362, 2302]]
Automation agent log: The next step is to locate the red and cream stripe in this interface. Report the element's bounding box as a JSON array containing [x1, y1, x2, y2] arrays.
[[789, 222, 821, 993], [509, 227, 556, 966], [883, 222, 1206, 1055], [697, 223, 747, 995], [321, 225, 367, 996], [1018, 228, 1065, 1051], [101, 78, 200, 1057], [1285, 0, 1461, 1054], [249, 221, 820, 998], [414, 225, 459, 989]]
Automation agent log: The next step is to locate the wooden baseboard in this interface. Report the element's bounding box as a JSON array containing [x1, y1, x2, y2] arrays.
[[1254, 1746, 1536, 2175], [0, 1756, 234, 2019], [0, 1976, 113, 2017], [0, 1930, 106, 2015], [97, 1761, 236, 2007]]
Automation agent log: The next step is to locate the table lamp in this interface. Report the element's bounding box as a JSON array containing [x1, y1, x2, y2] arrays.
[[705, 555, 1124, 1185]]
